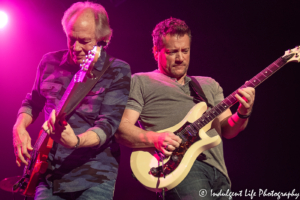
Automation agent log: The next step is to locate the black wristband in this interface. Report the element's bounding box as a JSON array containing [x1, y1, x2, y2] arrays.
[[74, 136, 80, 149], [237, 110, 252, 119]]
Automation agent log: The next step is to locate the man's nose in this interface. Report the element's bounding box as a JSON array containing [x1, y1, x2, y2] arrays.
[[175, 52, 184, 62], [73, 41, 81, 52]]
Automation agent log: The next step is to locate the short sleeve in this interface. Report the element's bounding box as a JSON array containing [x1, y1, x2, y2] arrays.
[[125, 74, 145, 113]]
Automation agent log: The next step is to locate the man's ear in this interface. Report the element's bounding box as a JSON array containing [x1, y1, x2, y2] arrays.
[[153, 46, 158, 61]]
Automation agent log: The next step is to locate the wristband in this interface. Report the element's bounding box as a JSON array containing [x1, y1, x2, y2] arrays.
[[237, 110, 252, 119], [74, 136, 80, 149]]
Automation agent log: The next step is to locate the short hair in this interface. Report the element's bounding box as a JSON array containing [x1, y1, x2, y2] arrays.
[[152, 17, 191, 52], [62, 1, 112, 42]]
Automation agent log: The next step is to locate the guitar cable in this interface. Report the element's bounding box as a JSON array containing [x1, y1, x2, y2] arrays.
[[156, 188, 165, 200]]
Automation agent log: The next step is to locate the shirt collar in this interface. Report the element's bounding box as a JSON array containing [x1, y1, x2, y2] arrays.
[[59, 50, 71, 67], [155, 69, 191, 85]]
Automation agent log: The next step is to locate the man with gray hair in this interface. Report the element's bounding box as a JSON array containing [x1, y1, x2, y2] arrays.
[[12, 1, 130, 199]]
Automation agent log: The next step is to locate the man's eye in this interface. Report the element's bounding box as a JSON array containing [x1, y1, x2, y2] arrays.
[[69, 39, 76, 44], [80, 40, 91, 44]]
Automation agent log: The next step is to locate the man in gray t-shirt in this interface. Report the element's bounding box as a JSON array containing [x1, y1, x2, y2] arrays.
[[116, 17, 255, 200]]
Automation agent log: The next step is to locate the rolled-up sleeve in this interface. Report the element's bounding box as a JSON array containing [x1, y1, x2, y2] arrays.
[[87, 60, 131, 147]]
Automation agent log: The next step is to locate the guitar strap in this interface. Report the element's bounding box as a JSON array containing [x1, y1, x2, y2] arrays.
[[189, 76, 213, 108], [189, 76, 209, 162], [63, 54, 115, 116]]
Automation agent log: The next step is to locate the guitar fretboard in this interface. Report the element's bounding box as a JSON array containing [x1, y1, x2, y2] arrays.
[[189, 54, 294, 132]]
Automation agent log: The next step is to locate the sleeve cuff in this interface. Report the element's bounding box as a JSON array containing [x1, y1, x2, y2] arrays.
[[17, 107, 34, 119], [87, 127, 107, 148], [125, 104, 142, 114]]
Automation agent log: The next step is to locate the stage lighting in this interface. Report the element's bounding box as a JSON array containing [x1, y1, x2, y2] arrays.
[[0, 11, 8, 28]]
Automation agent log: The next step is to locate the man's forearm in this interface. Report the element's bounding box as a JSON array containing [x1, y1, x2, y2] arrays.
[[13, 113, 33, 130], [77, 130, 102, 148], [116, 121, 157, 148], [221, 112, 249, 139]]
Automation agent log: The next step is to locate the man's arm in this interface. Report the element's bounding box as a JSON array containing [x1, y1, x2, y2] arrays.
[[218, 87, 255, 139], [13, 113, 33, 166], [13, 55, 47, 167], [42, 110, 100, 149], [115, 108, 182, 156]]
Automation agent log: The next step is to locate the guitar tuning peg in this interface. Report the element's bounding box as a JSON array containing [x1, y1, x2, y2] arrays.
[[289, 49, 291, 53]]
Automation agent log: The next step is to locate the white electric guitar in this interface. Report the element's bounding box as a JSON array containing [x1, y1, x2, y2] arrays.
[[130, 46, 300, 192]]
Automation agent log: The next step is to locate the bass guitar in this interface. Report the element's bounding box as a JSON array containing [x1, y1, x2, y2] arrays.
[[130, 46, 300, 192], [13, 46, 101, 197]]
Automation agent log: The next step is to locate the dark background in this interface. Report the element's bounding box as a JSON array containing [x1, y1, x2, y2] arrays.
[[0, 0, 299, 199]]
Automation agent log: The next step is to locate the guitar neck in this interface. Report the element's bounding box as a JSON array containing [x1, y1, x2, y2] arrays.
[[31, 46, 102, 153], [191, 54, 294, 131], [35, 78, 76, 142]]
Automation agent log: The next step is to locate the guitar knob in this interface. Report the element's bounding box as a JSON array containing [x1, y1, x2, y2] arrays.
[[172, 155, 179, 162]]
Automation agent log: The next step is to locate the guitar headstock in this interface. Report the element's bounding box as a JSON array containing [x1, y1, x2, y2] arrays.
[[76, 46, 102, 82], [283, 46, 300, 63], [80, 46, 101, 72]]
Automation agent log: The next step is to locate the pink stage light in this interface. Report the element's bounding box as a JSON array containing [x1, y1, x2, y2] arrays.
[[0, 11, 8, 28]]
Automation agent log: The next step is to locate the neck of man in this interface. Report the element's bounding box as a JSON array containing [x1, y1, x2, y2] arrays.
[[157, 69, 186, 85], [176, 76, 185, 85]]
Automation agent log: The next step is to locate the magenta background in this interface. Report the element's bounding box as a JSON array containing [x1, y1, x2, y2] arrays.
[[0, 0, 299, 199]]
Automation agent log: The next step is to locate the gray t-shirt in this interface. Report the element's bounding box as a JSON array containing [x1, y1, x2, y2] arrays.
[[126, 70, 230, 184]]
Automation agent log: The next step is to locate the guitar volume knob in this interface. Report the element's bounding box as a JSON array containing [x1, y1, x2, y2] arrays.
[[172, 155, 179, 162]]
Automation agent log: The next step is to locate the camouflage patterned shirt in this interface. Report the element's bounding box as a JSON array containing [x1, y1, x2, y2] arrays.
[[18, 49, 131, 193]]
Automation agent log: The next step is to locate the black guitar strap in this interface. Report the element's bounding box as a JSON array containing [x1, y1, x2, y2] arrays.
[[189, 76, 213, 108], [189, 76, 209, 162]]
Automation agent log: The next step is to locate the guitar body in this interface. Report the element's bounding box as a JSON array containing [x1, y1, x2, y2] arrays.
[[130, 102, 222, 192], [23, 130, 53, 197]]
